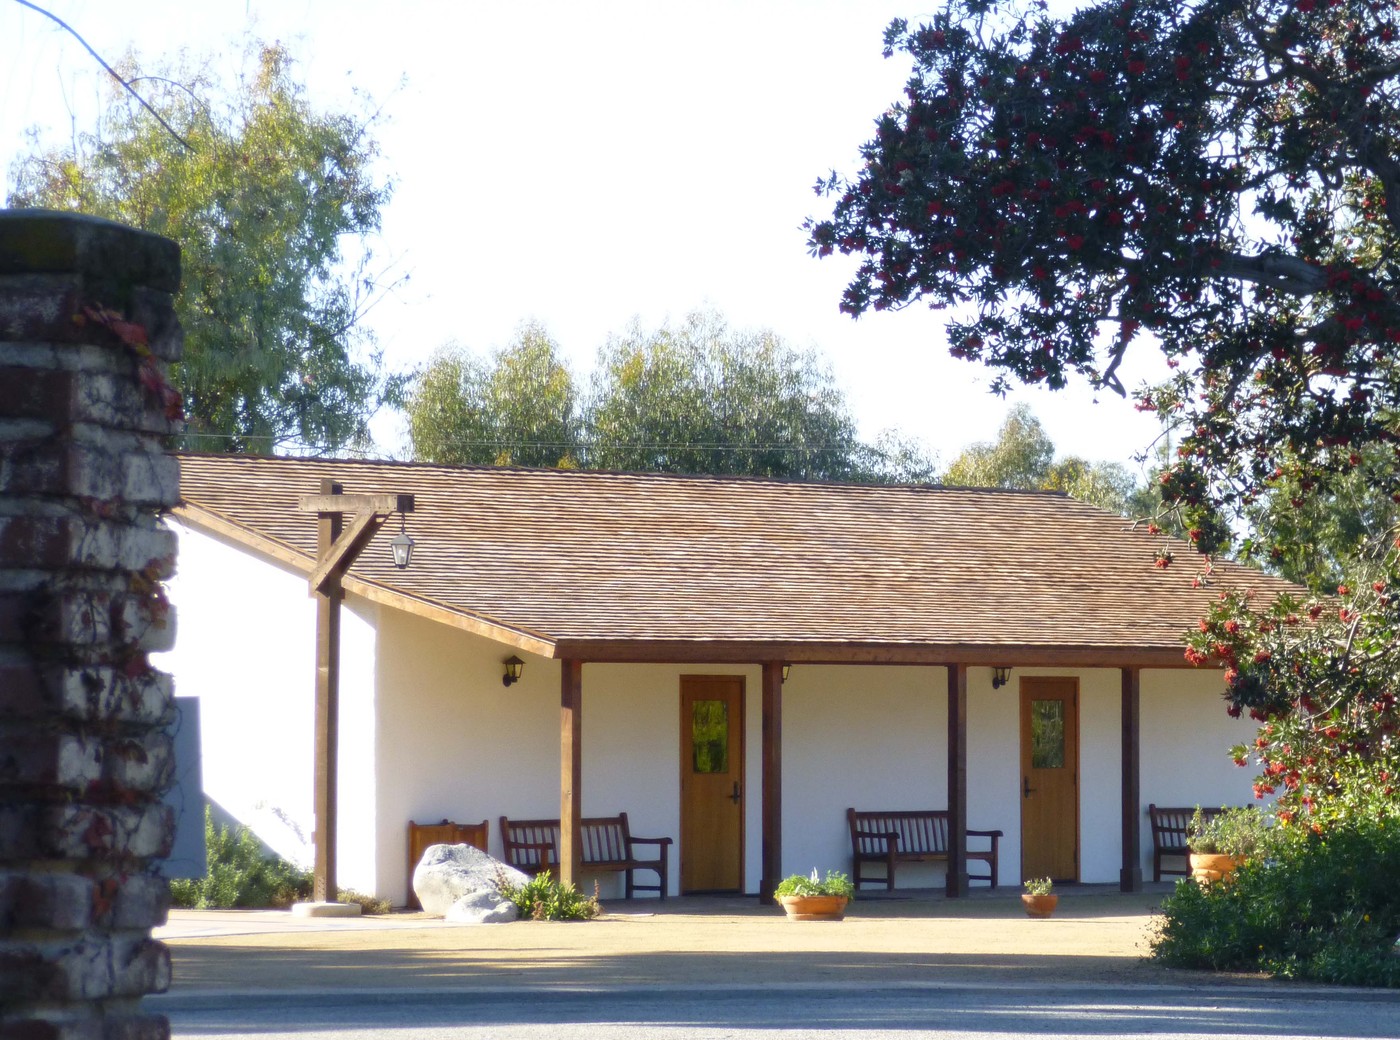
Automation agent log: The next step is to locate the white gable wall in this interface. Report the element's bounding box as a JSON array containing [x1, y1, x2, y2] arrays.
[[154, 521, 381, 894]]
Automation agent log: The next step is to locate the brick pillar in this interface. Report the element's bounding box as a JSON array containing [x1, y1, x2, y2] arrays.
[[0, 210, 182, 1040]]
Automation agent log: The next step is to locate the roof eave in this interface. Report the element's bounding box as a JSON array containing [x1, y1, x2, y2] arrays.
[[548, 638, 1200, 669], [170, 502, 558, 658]]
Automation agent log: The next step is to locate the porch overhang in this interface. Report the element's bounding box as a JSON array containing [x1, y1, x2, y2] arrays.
[[547, 639, 1197, 670]]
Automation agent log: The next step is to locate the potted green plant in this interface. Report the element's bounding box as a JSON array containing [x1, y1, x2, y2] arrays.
[[1021, 877, 1058, 918], [774, 869, 856, 920], [1187, 806, 1269, 886]]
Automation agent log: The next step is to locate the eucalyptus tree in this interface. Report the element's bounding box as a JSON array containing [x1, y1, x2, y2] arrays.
[[407, 323, 581, 468], [9, 42, 399, 453]]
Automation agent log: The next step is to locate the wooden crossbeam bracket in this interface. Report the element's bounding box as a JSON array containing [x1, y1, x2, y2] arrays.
[[297, 491, 416, 594], [297, 493, 415, 516]]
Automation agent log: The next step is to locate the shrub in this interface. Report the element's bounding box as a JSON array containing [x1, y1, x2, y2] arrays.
[[338, 889, 392, 915], [1186, 806, 1271, 857], [773, 869, 855, 899], [494, 870, 601, 921], [169, 807, 312, 909], [1152, 818, 1400, 986]]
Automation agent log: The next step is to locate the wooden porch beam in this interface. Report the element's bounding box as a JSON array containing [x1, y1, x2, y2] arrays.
[[758, 661, 783, 905], [312, 479, 343, 903], [560, 659, 583, 889], [302, 481, 416, 906], [1120, 666, 1143, 892], [946, 663, 969, 898]]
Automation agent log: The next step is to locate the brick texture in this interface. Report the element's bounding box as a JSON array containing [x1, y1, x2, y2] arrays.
[[0, 211, 181, 1036]]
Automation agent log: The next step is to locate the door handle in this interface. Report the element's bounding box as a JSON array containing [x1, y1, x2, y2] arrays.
[[1023, 776, 1036, 799], [730, 781, 742, 804]]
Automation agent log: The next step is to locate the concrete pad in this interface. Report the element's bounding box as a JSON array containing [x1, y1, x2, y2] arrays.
[[158, 885, 1267, 996], [290, 900, 362, 918]]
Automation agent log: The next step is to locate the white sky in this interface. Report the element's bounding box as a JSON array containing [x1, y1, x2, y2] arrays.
[[1, 0, 1169, 471]]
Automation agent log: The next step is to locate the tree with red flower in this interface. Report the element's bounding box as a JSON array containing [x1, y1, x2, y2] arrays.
[[809, 0, 1400, 833]]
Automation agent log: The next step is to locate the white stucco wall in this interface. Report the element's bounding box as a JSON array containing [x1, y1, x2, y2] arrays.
[[783, 665, 946, 886], [1139, 668, 1261, 869], [153, 521, 380, 894], [162, 523, 1266, 902]]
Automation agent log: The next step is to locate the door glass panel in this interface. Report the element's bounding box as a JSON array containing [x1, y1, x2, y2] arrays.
[[691, 699, 729, 773], [1030, 699, 1065, 768]]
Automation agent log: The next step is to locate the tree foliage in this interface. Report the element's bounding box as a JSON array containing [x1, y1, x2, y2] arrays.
[[942, 402, 1139, 512], [808, 0, 1400, 551], [407, 323, 580, 468], [8, 42, 398, 453], [407, 311, 939, 484], [1241, 444, 1400, 590], [811, 0, 1400, 832], [587, 311, 871, 481]]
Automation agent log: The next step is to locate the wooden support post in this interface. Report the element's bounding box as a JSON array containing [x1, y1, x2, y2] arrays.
[[759, 661, 783, 905], [946, 663, 969, 897], [560, 659, 583, 889], [1120, 666, 1143, 892], [312, 478, 343, 903]]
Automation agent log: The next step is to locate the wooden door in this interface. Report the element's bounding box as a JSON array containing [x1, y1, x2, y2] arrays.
[[1020, 677, 1079, 882], [680, 676, 745, 893]]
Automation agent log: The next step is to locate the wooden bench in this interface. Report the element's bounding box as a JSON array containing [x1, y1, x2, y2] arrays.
[[407, 818, 488, 908], [1147, 804, 1226, 882], [499, 813, 672, 899], [847, 808, 1002, 890]]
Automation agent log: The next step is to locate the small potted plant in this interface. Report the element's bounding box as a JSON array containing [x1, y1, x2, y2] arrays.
[[773, 868, 855, 920], [1187, 806, 1269, 886], [1021, 877, 1058, 918]]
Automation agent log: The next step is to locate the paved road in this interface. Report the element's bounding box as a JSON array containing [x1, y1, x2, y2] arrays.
[[157, 980, 1400, 1040]]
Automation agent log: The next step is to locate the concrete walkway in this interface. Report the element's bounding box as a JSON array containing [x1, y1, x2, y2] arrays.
[[154, 884, 1285, 996]]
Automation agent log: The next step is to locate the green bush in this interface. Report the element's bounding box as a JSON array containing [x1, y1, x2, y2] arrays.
[[169, 807, 312, 909], [1186, 806, 1271, 857], [773, 869, 856, 899], [1151, 818, 1400, 986], [494, 870, 601, 921]]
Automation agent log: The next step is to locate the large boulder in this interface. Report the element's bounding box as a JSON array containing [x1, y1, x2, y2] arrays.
[[413, 843, 527, 923]]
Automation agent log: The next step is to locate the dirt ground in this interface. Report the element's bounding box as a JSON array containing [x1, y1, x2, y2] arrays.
[[159, 887, 1269, 993]]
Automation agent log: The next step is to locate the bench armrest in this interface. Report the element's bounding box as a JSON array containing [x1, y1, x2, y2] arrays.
[[852, 830, 900, 853], [967, 829, 1003, 839], [626, 835, 673, 852]]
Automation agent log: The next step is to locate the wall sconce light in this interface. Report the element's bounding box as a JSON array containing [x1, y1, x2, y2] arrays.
[[389, 513, 415, 569], [502, 655, 524, 687], [781, 663, 791, 683], [991, 666, 1012, 690]]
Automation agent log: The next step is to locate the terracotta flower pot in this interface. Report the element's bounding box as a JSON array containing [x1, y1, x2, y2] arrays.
[[1189, 852, 1244, 887], [777, 894, 849, 920], [1021, 893, 1058, 918]]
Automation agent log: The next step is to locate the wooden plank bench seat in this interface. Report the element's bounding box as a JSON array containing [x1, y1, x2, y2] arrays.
[[499, 812, 671, 899], [847, 808, 1002, 890], [1148, 804, 1227, 882]]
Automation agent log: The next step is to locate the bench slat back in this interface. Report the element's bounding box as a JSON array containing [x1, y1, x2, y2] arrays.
[[581, 816, 629, 863], [850, 810, 950, 854], [1148, 804, 1222, 850], [502, 815, 636, 867], [502, 818, 560, 868]]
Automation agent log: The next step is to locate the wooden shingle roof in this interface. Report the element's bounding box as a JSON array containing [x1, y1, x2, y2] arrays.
[[173, 452, 1300, 667]]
